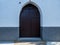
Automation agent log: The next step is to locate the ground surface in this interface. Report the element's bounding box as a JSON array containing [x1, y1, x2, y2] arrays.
[[0, 42, 40, 45], [0, 41, 46, 45]]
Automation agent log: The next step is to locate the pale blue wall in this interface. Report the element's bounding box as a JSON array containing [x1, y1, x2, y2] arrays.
[[0, 0, 60, 27], [0, 0, 20, 27], [0, 0, 60, 41]]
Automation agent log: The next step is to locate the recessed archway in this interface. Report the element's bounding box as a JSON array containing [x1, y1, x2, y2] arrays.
[[19, 4, 41, 38]]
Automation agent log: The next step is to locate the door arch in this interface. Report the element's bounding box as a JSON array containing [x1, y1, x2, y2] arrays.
[[19, 4, 41, 38]]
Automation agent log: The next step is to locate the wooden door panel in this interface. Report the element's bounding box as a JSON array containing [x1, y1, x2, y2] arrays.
[[20, 4, 40, 37]]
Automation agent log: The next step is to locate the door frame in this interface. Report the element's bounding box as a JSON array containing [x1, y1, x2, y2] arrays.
[[19, 1, 42, 38]]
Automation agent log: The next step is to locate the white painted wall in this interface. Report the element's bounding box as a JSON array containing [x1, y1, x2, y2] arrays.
[[0, 0, 60, 27]]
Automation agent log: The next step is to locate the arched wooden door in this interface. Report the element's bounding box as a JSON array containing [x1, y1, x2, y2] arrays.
[[19, 4, 40, 37]]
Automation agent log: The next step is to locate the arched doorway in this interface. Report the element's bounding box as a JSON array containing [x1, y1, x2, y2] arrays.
[[19, 4, 41, 38]]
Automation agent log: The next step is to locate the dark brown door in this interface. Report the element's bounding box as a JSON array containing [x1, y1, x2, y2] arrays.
[[19, 4, 40, 37]]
